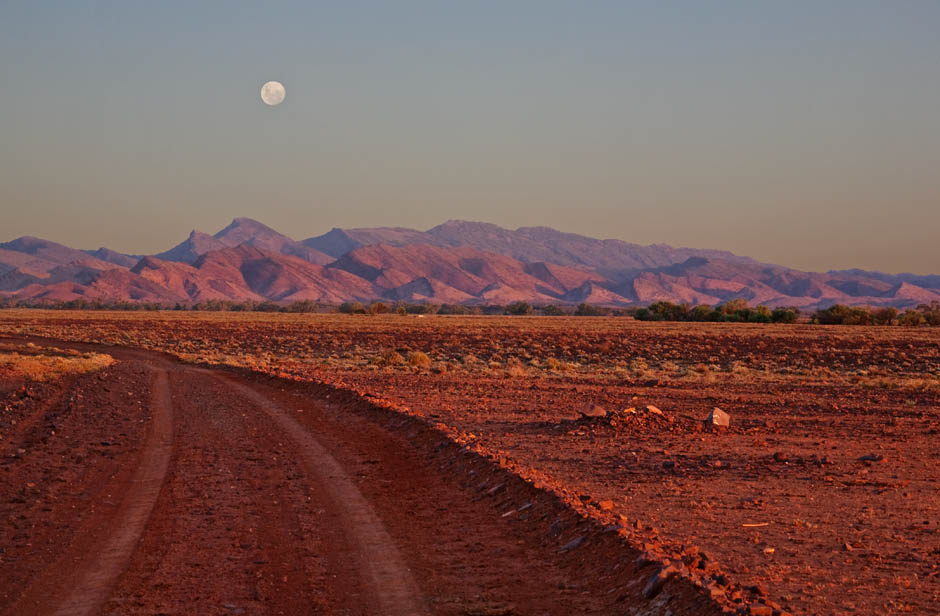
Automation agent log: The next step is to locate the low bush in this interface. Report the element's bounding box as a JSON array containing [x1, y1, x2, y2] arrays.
[[407, 350, 431, 368]]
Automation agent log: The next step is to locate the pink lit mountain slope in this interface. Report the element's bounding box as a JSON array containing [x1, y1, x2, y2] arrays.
[[2, 218, 938, 308]]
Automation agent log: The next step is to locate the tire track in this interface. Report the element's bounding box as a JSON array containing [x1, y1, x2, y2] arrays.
[[212, 371, 430, 616], [9, 367, 174, 616]]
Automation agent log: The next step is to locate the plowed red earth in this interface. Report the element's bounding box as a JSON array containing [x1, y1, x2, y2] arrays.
[[0, 338, 720, 616]]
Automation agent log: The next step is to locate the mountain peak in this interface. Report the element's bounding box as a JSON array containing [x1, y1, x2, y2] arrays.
[[214, 217, 279, 242]]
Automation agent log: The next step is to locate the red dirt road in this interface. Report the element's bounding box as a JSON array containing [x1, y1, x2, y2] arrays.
[[0, 339, 721, 616]]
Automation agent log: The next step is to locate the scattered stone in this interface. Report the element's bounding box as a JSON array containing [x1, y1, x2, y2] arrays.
[[596, 499, 615, 511], [859, 453, 885, 463], [646, 405, 663, 416], [706, 407, 730, 427], [747, 605, 773, 616], [580, 403, 607, 418]]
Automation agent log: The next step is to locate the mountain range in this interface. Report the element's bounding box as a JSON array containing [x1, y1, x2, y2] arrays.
[[1, 218, 938, 309]]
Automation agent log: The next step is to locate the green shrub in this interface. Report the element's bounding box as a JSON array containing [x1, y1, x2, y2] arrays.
[[438, 304, 475, 315], [872, 307, 898, 325], [540, 305, 567, 316], [339, 301, 367, 314], [771, 307, 800, 323], [689, 305, 714, 321], [898, 310, 926, 326], [575, 303, 610, 316], [505, 301, 534, 315]]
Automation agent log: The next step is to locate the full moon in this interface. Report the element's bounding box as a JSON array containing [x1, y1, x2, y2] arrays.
[[260, 81, 286, 106]]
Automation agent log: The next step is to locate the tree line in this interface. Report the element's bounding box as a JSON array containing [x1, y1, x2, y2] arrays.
[[3, 297, 939, 326]]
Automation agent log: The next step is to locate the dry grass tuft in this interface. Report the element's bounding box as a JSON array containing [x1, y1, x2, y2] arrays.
[[0, 350, 114, 382], [407, 351, 431, 369]]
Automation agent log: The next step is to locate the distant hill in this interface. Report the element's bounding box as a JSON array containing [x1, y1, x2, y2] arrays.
[[1, 218, 937, 308], [303, 220, 754, 276]]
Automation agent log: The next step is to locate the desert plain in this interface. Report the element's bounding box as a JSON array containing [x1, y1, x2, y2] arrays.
[[0, 310, 938, 616]]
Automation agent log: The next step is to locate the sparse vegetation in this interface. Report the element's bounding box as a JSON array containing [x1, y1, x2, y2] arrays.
[[6, 298, 938, 326], [812, 303, 940, 326], [0, 345, 114, 382], [633, 301, 800, 324], [373, 349, 405, 366]]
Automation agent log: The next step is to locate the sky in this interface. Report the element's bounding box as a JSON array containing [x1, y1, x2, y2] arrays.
[[2, 1, 939, 273]]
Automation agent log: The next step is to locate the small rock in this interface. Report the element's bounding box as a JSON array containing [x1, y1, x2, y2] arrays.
[[747, 605, 773, 616], [706, 582, 725, 600], [646, 405, 663, 416], [859, 453, 885, 463], [559, 535, 586, 552], [635, 551, 659, 568], [642, 565, 677, 599], [706, 407, 730, 427], [596, 500, 615, 511], [580, 403, 607, 418]]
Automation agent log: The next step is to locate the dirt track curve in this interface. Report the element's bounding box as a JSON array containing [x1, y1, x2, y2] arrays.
[[1, 338, 722, 616]]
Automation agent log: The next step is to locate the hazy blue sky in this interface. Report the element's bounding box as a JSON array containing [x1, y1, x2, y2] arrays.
[[2, 1, 939, 272]]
